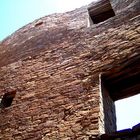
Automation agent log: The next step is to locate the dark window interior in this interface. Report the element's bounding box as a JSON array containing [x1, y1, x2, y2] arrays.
[[102, 57, 140, 101], [90, 9, 115, 24], [88, 0, 115, 24], [0, 91, 16, 108]]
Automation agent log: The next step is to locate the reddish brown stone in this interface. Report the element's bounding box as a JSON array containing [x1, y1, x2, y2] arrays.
[[0, 0, 140, 139]]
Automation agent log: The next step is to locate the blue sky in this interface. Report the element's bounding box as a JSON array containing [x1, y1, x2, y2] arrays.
[[0, 0, 139, 131]]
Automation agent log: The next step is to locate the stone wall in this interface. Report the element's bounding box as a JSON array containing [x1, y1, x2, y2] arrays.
[[0, 52, 100, 140], [0, 0, 140, 139], [99, 75, 116, 134]]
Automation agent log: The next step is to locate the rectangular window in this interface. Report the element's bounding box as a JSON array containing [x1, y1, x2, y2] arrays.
[[88, 0, 115, 25]]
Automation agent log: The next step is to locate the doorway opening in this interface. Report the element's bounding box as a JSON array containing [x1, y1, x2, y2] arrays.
[[100, 57, 140, 133]]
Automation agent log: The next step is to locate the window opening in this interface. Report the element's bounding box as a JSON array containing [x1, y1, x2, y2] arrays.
[[0, 91, 16, 108], [88, 0, 115, 25]]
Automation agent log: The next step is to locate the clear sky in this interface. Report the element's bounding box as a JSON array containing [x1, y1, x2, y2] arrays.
[[0, 0, 139, 131], [115, 94, 140, 130]]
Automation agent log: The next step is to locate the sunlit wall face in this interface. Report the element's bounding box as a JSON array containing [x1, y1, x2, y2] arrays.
[[115, 94, 140, 130]]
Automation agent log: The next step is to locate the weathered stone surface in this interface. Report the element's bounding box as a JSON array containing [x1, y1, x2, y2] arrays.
[[0, 0, 140, 139]]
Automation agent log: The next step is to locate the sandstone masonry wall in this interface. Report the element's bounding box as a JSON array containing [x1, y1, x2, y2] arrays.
[[0, 0, 140, 139]]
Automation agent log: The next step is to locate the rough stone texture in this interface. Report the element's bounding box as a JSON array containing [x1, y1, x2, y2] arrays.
[[0, 0, 140, 139], [99, 75, 116, 134]]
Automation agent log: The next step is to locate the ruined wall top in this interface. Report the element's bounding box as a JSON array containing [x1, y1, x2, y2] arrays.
[[0, 0, 139, 68]]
